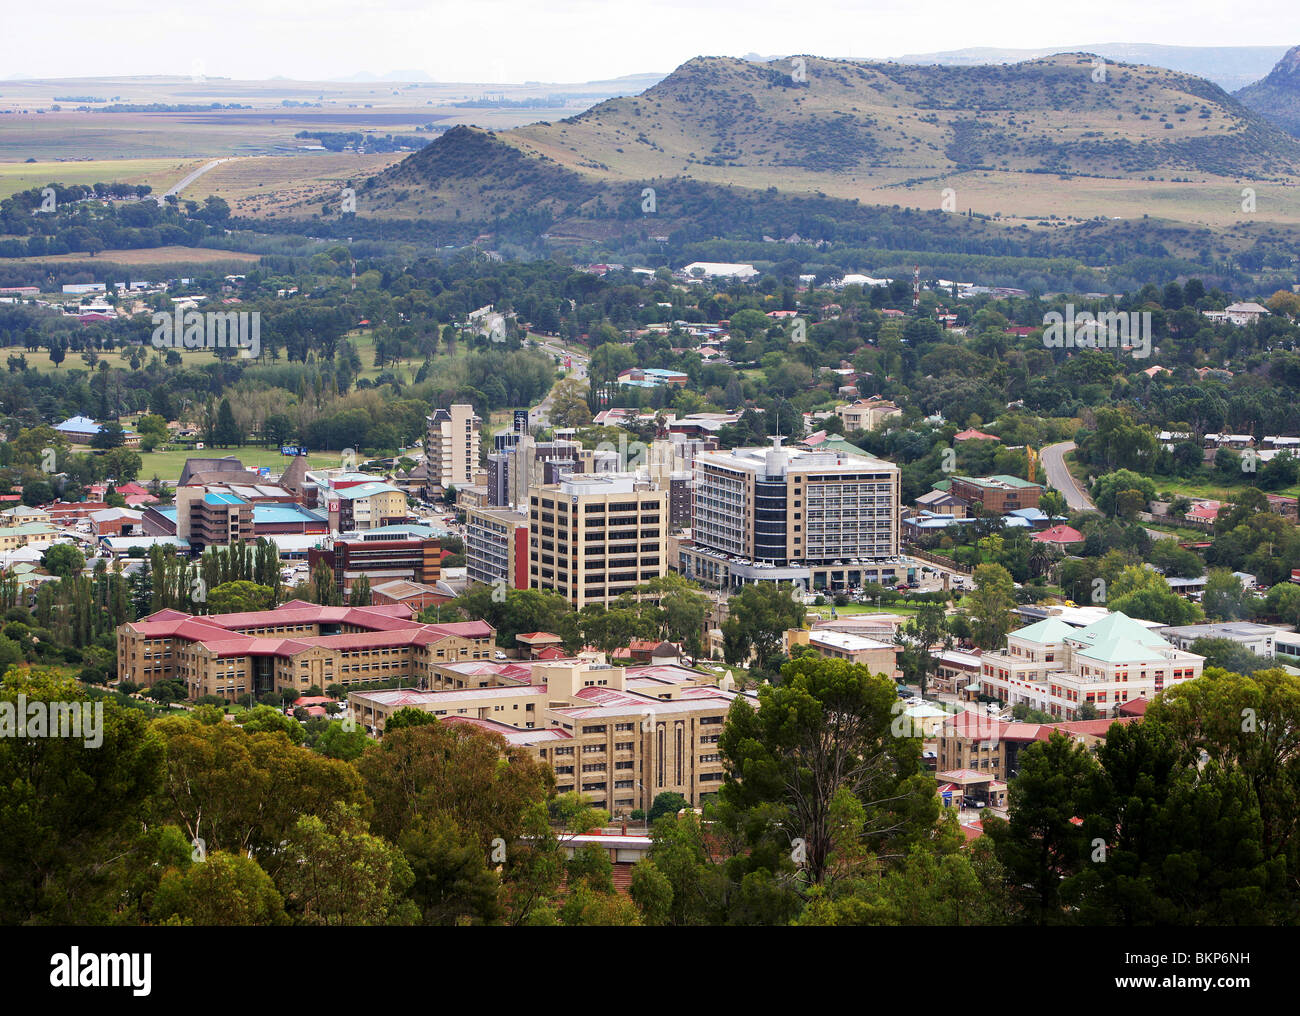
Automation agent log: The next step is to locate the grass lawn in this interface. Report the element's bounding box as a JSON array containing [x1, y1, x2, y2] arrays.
[[1149, 475, 1300, 503], [810, 602, 920, 616], [131, 443, 345, 484]]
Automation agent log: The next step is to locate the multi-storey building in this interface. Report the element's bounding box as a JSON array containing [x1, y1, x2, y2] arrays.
[[948, 475, 1043, 515], [348, 657, 743, 815], [306, 529, 441, 595], [529, 473, 668, 608], [977, 611, 1205, 720], [463, 505, 529, 590], [325, 481, 408, 531], [174, 487, 254, 552], [117, 600, 493, 700], [682, 439, 901, 592], [425, 404, 482, 493]]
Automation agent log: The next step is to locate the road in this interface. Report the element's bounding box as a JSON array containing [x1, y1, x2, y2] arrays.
[[158, 158, 232, 201], [530, 343, 588, 428], [1040, 441, 1095, 511], [1040, 440, 1174, 541]]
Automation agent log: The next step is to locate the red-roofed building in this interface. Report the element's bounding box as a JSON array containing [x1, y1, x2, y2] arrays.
[[117, 599, 496, 700], [1031, 524, 1084, 547], [516, 631, 565, 659], [953, 428, 1000, 442]]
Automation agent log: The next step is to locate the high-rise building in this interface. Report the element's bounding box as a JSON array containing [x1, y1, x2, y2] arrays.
[[425, 404, 482, 493], [681, 439, 901, 592], [529, 473, 668, 608], [464, 505, 529, 590]]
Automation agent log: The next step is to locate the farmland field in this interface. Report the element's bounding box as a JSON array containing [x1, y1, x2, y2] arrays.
[[0, 245, 262, 267], [0, 157, 203, 199]]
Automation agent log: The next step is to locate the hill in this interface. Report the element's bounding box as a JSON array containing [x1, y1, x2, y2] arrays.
[[268, 52, 1300, 273], [895, 44, 1291, 92], [1235, 45, 1300, 138]]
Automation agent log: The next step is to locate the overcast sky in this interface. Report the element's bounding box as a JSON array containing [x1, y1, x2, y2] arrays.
[[4, 0, 1297, 82]]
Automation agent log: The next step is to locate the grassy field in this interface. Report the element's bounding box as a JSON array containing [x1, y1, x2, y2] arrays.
[[131, 443, 348, 484], [0, 157, 203, 199], [1150, 476, 1300, 502]]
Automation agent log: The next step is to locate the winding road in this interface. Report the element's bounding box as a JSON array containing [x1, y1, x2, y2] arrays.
[[1040, 441, 1095, 511]]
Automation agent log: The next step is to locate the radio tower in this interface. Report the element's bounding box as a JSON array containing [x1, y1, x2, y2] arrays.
[[912, 265, 920, 311]]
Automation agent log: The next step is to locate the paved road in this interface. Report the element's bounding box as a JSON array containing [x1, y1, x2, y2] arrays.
[[1040, 441, 1095, 511], [1041, 440, 1174, 541], [158, 158, 232, 201], [530, 344, 588, 428]]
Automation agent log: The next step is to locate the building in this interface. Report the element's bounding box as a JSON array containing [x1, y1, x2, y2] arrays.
[[116, 600, 494, 699], [307, 530, 441, 595], [617, 367, 689, 388], [1202, 302, 1268, 327], [174, 488, 253, 552], [529, 473, 668, 608], [936, 709, 1137, 785], [425, 404, 482, 493], [976, 611, 1205, 720], [54, 415, 139, 447], [463, 505, 529, 590], [835, 398, 902, 434], [682, 440, 901, 592], [785, 628, 900, 674], [948, 475, 1043, 514], [1160, 621, 1289, 657], [325, 481, 407, 532], [347, 657, 741, 815]]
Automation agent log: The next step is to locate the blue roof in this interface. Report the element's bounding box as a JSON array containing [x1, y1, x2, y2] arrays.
[[253, 504, 325, 525], [1002, 516, 1032, 528], [1007, 507, 1049, 520], [203, 492, 247, 506], [56, 415, 101, 433]]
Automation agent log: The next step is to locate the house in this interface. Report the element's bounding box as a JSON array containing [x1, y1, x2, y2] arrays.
[[54, 416, 140, 447], [953, 428, 1000, 442], [835, 398, 902, 434], [1202, 302, 1269, 327], [1031, 524, 1084, 548]]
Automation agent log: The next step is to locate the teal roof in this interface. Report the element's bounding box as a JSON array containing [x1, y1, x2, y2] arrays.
[[1013, 617, 1076, 644], [1072, 611, 1169, 651], [203, 492, 247, 506], [333, 481, 400, 500], [1075, 638, 1168, 665]]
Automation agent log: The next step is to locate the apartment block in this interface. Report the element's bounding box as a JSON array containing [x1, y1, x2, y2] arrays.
[[348, 657, 742, 815], [530, 473, 668, 608], [425, 403, 482, 493], [682, 440, 901, 591]]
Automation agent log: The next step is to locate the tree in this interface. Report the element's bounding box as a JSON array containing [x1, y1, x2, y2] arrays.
[[717, 655, 935, 887], [349, 574, 371, 607], [206, 580, 276, 615], [398, 813, 504, 925], [152, 851, 289, 926], [275, 803, 417, 926], [984, 733, 1099, 924], [42, 543, 86, 580], [649, 791, 690, 823], [721, 583, 805, 669], [894, 602, 950, 698], [0, 672, 165, 924], [90, 421, 126, 450], [240, 704, 305, 744], [215, 398, 241, 447], [1202, 569, 1257, 622], [965, 563, 1017, 650]]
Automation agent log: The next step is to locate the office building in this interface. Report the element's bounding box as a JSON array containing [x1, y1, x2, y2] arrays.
[[464, 505, 530, 590], [681, 439, 901, 591], [529, 473, 668, 608]]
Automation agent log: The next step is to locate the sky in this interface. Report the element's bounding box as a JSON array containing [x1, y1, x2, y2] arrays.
[[3, 0, 1298, 82]]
